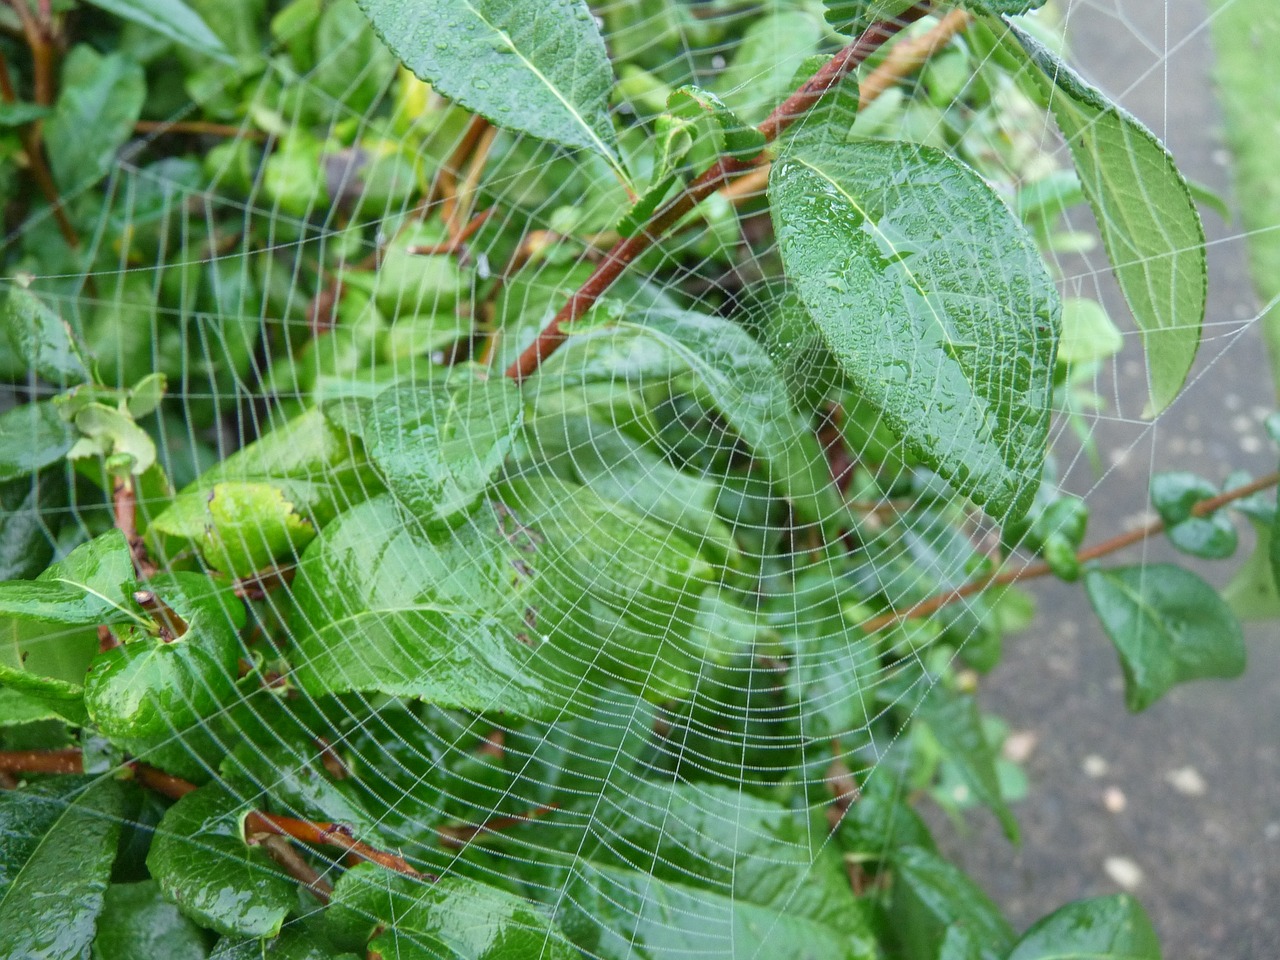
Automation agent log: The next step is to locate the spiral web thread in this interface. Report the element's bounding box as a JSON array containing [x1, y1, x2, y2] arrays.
[[0, 0, 1274, 954]]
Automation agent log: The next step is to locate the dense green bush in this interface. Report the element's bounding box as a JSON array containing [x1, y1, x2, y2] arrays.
[[0, 0, 1271, 957]]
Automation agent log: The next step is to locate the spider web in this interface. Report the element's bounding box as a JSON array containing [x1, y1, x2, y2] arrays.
[[1, 0, 1275, 956]]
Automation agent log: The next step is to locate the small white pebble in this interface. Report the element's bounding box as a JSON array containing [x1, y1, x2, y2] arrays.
[[1225, 393, 1242, 411], [1232, 414, 1254, 433], [1242, 436, 1262, 454], [1167, 766, 1207, 796], [1264, 823, 1280, 841], [1002, 731, 1038, 764], [1083, 755, 1109, 778], [1104, 856, 1144, 890], [1212, 149, 1230, 166], [1104, 786, 1127, 813]]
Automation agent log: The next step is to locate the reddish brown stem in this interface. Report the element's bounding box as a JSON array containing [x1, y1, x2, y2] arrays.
[[859, 470, 1280, 633], [246, 812, 424, 878], [409, 206, 495, 255], [258, 834, 334, 904], [504, 2, 933, 382], [114, 477, 156, 578], [0, 748, 82, 774]]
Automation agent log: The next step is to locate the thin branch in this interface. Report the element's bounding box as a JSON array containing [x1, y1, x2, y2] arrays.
[[0, 751, 426, 881], [0, 748, 82, 774], [0, 49, 17, 102], [723, 8, 974, 203], [257, 834, 334, 904], [436, 803, 559, 849], [245, 811, 425, 878], [504, 2, 934, 382], [134, 119, 265, 139], [859, 470, 1280, 633], [408, 206, 494, 256], [446, 125, 498, 238], [113, 476, 156, 578]]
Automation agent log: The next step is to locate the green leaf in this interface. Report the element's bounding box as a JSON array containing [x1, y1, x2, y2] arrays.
[[354, 0, 619, 162], [526, 781, 866, 937], [0, 101, 49, 126], [712, 9, 823, 124], [919, 687, 1019, 841], [82, 0, 230, 60], [0, 529, 138, 626], [45, 46, 146, 195], [210, 925, 359, 959], [668, 84, 766, 158], [91, 880, 212, 960], [148, 409, 379, 570], [1150, 472, 1237, 559], [292, 477, 710, 712], [770, 136, 1059, 521], [1007, 894, 1160, 959], [5, 287, 88, 385], [957, 0, 1046, 14], [329, 864, 577, 959], [1008, 24, 1206, 414], [0, 401, 77, 483], [0, 472, 63, 581], [558, 862, 876, 960], [1207, 0, 1280, 397], [0, 778, 125, 960], [520, 411, 738, 567], [0, 686, 68, 726], [549, 309, 844, 528], [147, 783, 296, 939], [1224, 518, 1280, 621], [889, 845, 1015, 960], [324, 374, 524, 527], [83, 572, 243, 742], [1058, 298, 1123, 367], [1085, 564, 1246, 712]]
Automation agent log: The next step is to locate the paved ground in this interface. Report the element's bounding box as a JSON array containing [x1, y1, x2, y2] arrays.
[[938, 3, 1280, 956]]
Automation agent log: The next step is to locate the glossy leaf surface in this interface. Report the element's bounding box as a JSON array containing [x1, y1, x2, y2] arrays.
[[1009, 24, 1206, 413], [0, 778, 124, 960], [770, 136, 1059, 521], [355, 0, 619, 161], [1085, 564, 1246, 711]]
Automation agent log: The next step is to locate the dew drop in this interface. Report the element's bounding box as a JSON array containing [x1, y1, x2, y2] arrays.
[[473, 78, 491, 90]]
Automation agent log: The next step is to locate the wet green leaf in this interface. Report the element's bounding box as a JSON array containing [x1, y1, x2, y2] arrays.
[[91, 879, 212, 960], [919, 687, 1019, 841], [0, 529, 137, 626], [329, 864, 577, 959], [770, 136, 1059, 522], [324, 374, 524, 527], [355, 0, 619, 162], [1085, 564, 1246, 711], [147, 783, 296, 939], [45, 46, 147, 195], [548, 309, 844, 529], [559, 861, 876, 960], [5, 287, 88, 385], [889, 845, 1015, 960], [292, 476, 710, 712], [0, 401, 77, 483], [84, 0, 230, 60], [148, 409, 378, 568], [1008, 894, 1160, 959], [210, 924, 359, 959], [0, 777, 124, 960], [0, 472, 64, 581], [84, 572, 243, 741], [1008, 24, 1206, 414]]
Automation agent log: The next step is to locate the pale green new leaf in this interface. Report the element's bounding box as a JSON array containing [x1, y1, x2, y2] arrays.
[[770, 137, 1059, 521], [0, 778, 125, 960], [355, 0, 619, 162], [1008, 23, 1206, 413]]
